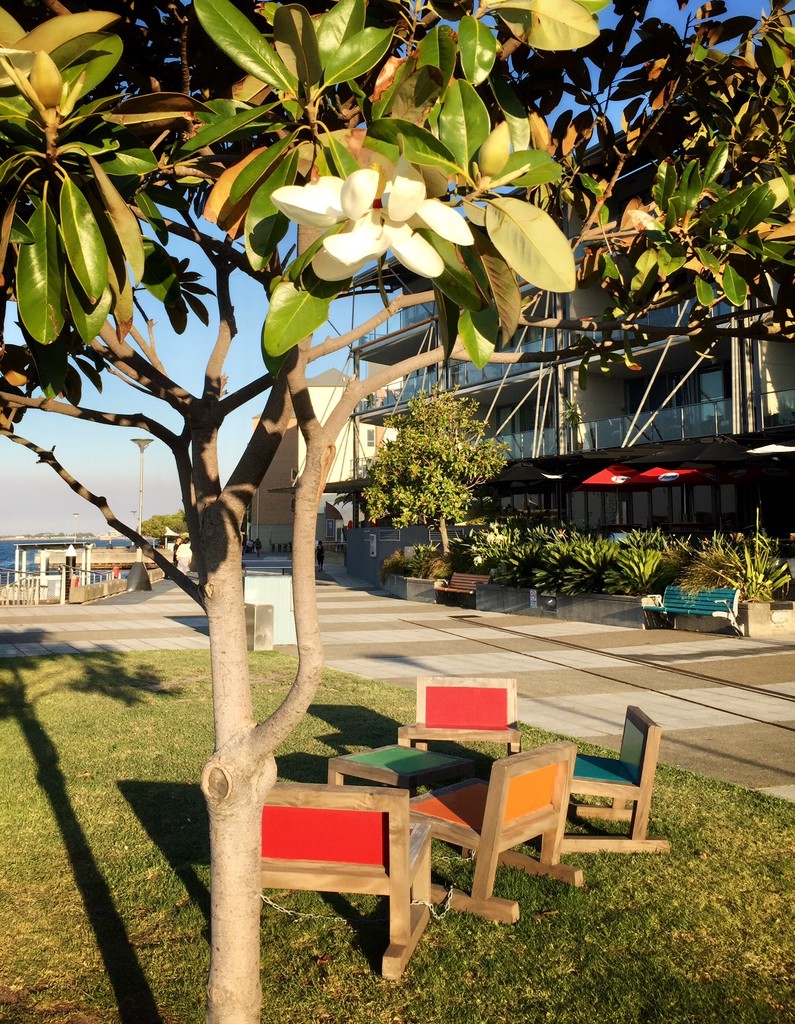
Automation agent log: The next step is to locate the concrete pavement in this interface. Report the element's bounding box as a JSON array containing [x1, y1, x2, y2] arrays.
[[0, 555, 792, 801]]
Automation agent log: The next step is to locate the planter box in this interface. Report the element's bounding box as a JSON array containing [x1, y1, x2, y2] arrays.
[[475, 585, 557, 617], [383, 575, 437, 603], [380, 579, 795, 637], [555, 593, 645, 629], [738, 600, 795, 638]]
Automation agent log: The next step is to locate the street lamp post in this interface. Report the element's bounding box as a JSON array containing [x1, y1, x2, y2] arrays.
[[127, 439, 153, 594], [131, 438, 153, 562], [72, 513, 78, 542]]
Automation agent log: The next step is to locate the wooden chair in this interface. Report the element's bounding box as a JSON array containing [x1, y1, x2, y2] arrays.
[[409, 742, 583, 924], [397, 676, 522, 755], [261, 783, 432, 980], [560, 706, 670, 854]]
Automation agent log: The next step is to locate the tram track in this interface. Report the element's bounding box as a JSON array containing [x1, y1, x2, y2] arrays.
[[395, 614, 795, 734]]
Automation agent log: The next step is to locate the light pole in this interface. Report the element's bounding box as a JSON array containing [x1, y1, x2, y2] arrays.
[[131, 438, 153, 562], [72, 513, 78, 542]]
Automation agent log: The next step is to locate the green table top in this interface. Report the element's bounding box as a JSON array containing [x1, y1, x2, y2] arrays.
[[340, 745, 469, 774]]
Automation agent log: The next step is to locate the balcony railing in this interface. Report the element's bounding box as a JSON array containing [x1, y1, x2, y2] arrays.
[[357, 371, 437, 414], [761, 388, 795, 428], [581, 399, 732, 451], [361, 302, 436, 343], [496, 428, 558, 459]]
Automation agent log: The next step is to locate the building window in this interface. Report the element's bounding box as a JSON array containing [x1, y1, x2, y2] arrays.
[[366, 428, 376, 449]]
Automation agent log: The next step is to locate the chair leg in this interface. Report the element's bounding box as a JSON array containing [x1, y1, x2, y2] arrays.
[[499, 849, 584, 887]]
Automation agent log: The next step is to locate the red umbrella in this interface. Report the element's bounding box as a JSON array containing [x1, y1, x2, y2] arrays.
[[575, 464, 642, 491], [634, 466, 716, 488]]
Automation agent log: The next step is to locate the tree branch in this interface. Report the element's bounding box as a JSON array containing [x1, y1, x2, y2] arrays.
[[0, 428, 203, 605]]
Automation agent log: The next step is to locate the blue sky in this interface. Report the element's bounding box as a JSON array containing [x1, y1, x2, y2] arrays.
[[0, 0, 776, 535]]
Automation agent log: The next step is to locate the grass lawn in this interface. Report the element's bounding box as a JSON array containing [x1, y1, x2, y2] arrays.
[[0, 649, 793, 1024]]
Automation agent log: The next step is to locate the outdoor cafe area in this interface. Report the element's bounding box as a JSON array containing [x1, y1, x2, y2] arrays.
[[500, 437, 795, 541]]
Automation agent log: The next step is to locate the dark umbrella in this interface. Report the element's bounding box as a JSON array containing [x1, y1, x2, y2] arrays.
[[626, 437, 749, 466], [495, 461, 563, 484]]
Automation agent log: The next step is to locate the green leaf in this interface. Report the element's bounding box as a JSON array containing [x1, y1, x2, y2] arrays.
[[438, 80, 490, 169], [721, 264, 748, 307], [320, 131, 361, 178], [486, 197, 576, 292], [417, 26, 457, 94], [96, 148, 159, 178], [17, 202, 65, 345], [193, 0, 297, 94], [695, 275, 714, 307], [316, 0, 364, 68], [676, 160, 703, 217], [458, 307, 497, 368], [323, 26, 393, 88], [262, 280, 330, 358], [59, 178, 108, 305], [179, 106, 279, 155], [245, 149, 299, 270], [653, 161, 677, 213], [66, 275, 111, 343], [140, 239, 183, 306], [134, 190, 169, 244], [88, 155, 145, 284], [489, 74, 530, 151], [274, 4, 322, 91], [629, 249, 658, 302], [367, 119, 462, 175], [459, 16, 497, 86], [735, 184, 776, 235], [702, 142, 729, 189], [51, 31, 123, 98], [28, 337, 68, 400], [471, 227, 521, 341], [496, 0, 599, 51], [434, 284, 459, 360], [493, 150, 561, 188], [228, 134, 297, 203], [16, 11, 120, 53], [415, 229, 489, 311]]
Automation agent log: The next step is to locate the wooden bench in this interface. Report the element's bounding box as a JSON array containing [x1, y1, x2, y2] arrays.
[[435, 572, 490, 595], [642, 585, 741, 635], [435, 572, 490, 606]]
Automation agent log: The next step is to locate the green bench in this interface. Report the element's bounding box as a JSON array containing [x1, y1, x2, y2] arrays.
[[642, 585, 741, 635]]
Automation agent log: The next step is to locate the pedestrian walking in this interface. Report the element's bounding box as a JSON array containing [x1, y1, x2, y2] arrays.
[[316, 540, 325, 571], [177, 537, 193, 574]]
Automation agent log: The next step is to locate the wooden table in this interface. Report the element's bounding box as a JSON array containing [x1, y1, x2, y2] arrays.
[[328, 744, 474, 795]]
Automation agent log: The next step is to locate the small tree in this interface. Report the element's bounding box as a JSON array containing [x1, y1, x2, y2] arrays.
[[141, 512, 189, 538], [364, 389, 508, 552]]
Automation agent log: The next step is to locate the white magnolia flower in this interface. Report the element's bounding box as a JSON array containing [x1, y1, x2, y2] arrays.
[[271, 157, 474, 281]]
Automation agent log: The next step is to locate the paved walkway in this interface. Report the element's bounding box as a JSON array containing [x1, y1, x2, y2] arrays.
[[0, 557, 793, 801]]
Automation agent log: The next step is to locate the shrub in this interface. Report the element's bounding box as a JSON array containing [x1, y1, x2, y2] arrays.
[[603, 547, 680, 595], [407, 543, 450, 580], [379, 550, 408, 584], [679, 532, 792, 602]]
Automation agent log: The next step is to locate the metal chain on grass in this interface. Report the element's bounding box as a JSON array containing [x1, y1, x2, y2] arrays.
[[260, 886, 455, 923]]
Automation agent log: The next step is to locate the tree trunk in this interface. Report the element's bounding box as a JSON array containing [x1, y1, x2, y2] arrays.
[[200, 523, 277, 1024], [439, 517, 450, 554], [200, 329, 331, 1023]]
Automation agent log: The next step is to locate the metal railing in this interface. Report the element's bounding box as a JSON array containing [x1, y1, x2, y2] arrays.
[[761, 388, 795, 429], [0, 566, 125, 605], [581, 399, 731, 451]]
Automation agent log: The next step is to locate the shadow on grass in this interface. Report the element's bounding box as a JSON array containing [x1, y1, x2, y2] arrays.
[[119, 780, 210, 925], [0, 648, 177, 1024]]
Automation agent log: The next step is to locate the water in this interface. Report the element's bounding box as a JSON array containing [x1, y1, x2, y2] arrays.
[[0, 538, 126, 571]]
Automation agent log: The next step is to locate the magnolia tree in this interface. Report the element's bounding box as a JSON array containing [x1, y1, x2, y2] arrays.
[[1, 1, 794, 1021], [364, 388, 508, 550]]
